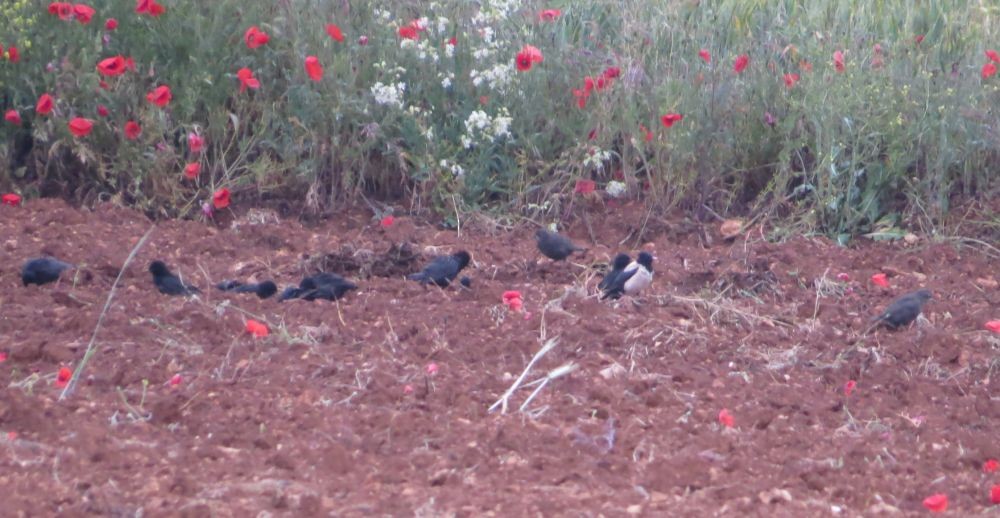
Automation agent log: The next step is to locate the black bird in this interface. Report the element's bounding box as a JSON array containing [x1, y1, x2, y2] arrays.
[[869, 289, 933, 330], [279, 272, 356, 302], [216, 280, 278, 299], [149, 261, 200, 296], [535, 229, 585, 261], [22, 257, 73, 286], [601, 252, 654, 300], [598, 254, 631, 292], [216, 280, 243, 291], [407, 250, 471, 288]]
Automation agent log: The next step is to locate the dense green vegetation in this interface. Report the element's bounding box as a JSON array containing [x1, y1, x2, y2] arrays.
[[1, 0, 998, 238]]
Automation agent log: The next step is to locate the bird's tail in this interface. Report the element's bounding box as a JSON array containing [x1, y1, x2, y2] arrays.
[[217, 280, 243, 291], [406, 273, 427, 283], [868, 312, 888, 323]]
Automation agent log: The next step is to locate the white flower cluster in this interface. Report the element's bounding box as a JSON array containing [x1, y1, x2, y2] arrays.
[[373, 61, 406, 79], [474, 0, 521, 23], [440, 72, 454, 89], [606, 180, 627, 198], [436, 16, 450, 34], [470, 63, 514, 92], [373, 8, 392, 22], [461, 109, 512, 148], [371, 82, 406, 109], [401, 38, 440, 62], [583, 148, 613, 170], [439, 159, 465, 177]]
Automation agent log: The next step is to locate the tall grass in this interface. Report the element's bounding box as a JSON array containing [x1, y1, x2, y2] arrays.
[[0, 0, 997, 236]]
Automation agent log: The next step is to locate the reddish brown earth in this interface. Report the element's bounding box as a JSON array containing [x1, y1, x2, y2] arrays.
[[1, 198, 999, 516]]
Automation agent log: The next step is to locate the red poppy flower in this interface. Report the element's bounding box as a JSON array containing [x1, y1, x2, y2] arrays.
[[574, 179, 596, 195], [992, 485, 1000, 505], [539, 9, 561, 21], [124, 120, 141, 140], [914, 34, 925, 45], [358, 35, 368, 46], [583, 76, 595, 94], [783, 73, 800, 88], [425, 362, 439, 375], [36, 93, 54, 115], [983, 62, 997, 79], [515, 44, 543, 72], [984, 459, 1000, 473], [188, 133, 204, 153], [146, 85, 172, 107], [4, 110, 21, 125], [640, 124, 653, 142], [870, 273, 889, 287], [447, 36, 457, 46], [718, 408, 735, 428], [844, 380, 856, 396], [68, 117, 93, 137], [55, 366, 72, 388], [380, 215, 394, 228], [326, 23, 344, 42], [50, 2, 73, 20], [833, 50, 845, 72], [169, 373, 182, 386], [985, 320, 1000, 334], [699, 49, 711, 63], [922, 494, 947, 513], [502, 290, 523, 312], [398, 25, 419, 40], [245, 320, 268, 337], [1, 193, 21, 206], [304, 56, 323, 81], [124, 57, 135, 71], [72, 4, 95, 24], [587, 128, 597, 140], [96, 104, 109, 117], [135, 0, 165, 16], [96, 55, 126, 76], [733, 54, 749, 73], [572, 88, 588, 109], [183, 162, 200, 180], [7, 46, 18, 63], [244, 26, 269, 49], [105, 17, 118, 30], [988, 50, 1000, 63], [213, 187, 231, 209], [603, 66, 620, 80], [99, 80, 109, 90], [660, 113, 683, 127], [237, 67, 260, 92]]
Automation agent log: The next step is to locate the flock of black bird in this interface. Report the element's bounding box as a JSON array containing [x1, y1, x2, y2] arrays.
[[19, 228, 932, 330]]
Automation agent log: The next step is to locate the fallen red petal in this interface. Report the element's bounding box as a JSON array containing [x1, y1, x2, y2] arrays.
[[922, 493, 947, 513]]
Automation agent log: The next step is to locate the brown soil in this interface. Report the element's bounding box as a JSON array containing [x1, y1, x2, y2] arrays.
[[1, 199, 999, 516]]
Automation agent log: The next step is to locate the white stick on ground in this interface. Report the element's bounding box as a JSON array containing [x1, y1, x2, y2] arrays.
[[59, 225, 156, 401], [489, 338, 566, 414], [518, 362, 578, 413]]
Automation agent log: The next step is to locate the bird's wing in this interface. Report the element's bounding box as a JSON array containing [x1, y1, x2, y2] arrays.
[[598, 269, 620, 291], [602, 268, 638, 299]]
